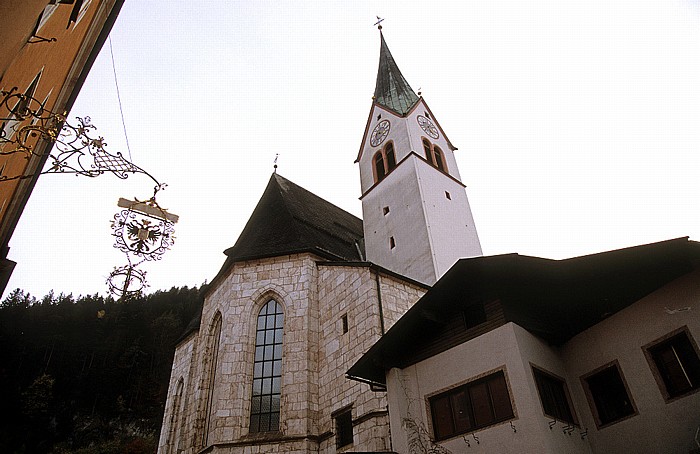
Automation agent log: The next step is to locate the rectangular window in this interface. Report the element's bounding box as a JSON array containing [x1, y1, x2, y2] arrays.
[[429, 369, 514, 441], [334, 407, 353, 448], [582, 361, 636, 428], [341, 314, 348, 334], [532, 366, 576, 424], [645, 327, 700, 400]]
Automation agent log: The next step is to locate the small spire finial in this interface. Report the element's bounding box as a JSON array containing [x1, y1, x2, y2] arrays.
[[273, 153, 279, 173], [374, 16, 384, 30]]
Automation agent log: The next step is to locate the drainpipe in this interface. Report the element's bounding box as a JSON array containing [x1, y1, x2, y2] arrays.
[[373, 267, 386, 335]]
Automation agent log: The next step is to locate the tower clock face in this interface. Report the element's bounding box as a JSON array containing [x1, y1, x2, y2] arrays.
[[417, 115, 439, 139], [370, 120, 390, 147]]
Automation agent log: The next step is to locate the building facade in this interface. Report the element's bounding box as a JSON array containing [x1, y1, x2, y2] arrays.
[[158, 31, 482, 453], [349, 238, 700, 454], [0, 0, 124, 295]]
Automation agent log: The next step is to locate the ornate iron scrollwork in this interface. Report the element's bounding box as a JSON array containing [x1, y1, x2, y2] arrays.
[[1, 87, 180, 299], [1, 87, 161, 186]]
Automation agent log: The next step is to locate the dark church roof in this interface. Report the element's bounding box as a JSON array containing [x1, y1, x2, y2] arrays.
[[206, 174, 365, 295], [348, 237, 700, 385], [373, 32, 419, 116]]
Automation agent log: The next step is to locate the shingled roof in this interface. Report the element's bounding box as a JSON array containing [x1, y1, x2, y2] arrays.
[[205, 174, 365, 294], [348, 237, 700, 385]]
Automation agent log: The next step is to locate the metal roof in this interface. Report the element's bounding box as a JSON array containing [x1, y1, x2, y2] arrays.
[[373, 32, 419, 116]]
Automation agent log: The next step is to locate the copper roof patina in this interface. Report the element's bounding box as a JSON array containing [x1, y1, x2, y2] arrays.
[[373, 32, 419, 116]]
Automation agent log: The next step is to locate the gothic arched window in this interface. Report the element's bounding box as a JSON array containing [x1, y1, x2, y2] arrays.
[[433, 146, 446, 172], [201, 313, 222, 447], [250, 299, 284, 433], [385, 142, 396, 172], [374, 151, 386, 182], [423, 139, 434, 165]]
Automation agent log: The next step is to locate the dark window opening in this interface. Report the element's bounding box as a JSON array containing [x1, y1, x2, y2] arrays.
[[335, 408, 353, 448], [341, 314, 349, 334], [445, 191, 451, 200], [385, 142, 396, 171], [429, 370, 514, 441], [383, 206, 390, 215], [374, 152, 386, 182], [647, 330, 700, 399], [425, 111, 431, 119], [250, 300, 284, 433], [389, 236, 395, 249], [583, 363, 635, 427], [433, 146, 446, 171], [533, 367, 576, 424], [422, 139, 434, 165]]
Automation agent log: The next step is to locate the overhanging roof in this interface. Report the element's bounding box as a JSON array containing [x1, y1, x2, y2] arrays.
[[348, 237, 700, 385]]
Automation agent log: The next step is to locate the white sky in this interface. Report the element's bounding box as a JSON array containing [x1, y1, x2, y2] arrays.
[[6, 0, 700, 298]]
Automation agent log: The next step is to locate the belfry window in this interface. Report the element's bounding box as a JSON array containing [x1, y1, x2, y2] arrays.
[[374, 152, 386, 182], [433, 146, 446, 171], [373, 142, 398, 183], [250, 299, 284, 433], [423, 139, 433, 165], [385, 142, 396, 172]]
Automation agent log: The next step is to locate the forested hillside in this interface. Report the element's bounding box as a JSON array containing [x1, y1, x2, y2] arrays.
[[0, 286, 203, 453]]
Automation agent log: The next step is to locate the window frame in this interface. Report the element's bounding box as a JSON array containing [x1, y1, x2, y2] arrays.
[[531, 365, 577, 425], [333, 405, 354, 449], [249, 299, 284, 434], [643, 326, 700, 402], [580, 360, 638, 429], [421, 137, 448, 173], [372, 141, 397, 183], [427, 368, 515, 441]]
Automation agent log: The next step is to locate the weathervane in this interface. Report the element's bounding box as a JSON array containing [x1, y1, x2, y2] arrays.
[[374, 16, 384, 29], [274, 153, 279, 173]]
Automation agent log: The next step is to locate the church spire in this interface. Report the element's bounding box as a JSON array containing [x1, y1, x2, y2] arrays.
[[373, 32, 419, 116]]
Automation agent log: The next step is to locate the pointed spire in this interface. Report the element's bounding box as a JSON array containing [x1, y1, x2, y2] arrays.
[[373, 31, 419, 116]]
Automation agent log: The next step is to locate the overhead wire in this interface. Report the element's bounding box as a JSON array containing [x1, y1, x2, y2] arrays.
[[108, 35, 133, 162]]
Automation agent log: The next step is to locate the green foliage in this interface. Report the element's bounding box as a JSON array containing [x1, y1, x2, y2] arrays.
[[0, 286, 203, 453]]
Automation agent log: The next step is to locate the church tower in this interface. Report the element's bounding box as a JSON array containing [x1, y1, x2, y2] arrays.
[[357, 30, 482, 285]]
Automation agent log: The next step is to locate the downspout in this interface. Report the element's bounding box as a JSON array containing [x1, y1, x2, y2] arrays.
[[373, 267, 386, 335]]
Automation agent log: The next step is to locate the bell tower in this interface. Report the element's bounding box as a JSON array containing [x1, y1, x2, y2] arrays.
[[357, 30, 482, 285]]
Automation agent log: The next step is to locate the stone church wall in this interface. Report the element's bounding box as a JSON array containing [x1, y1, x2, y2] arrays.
[[317, 264, 426, 453]]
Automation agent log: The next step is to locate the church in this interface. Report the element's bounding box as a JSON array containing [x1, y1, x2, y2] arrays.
[[158, 29, 700, 454], [157, 29, 481, 453]]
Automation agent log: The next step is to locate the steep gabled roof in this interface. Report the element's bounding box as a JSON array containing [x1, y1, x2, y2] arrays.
[[348, 237, 700, 385], [373, 32, 419, 116], [206, 174, 364, 295]]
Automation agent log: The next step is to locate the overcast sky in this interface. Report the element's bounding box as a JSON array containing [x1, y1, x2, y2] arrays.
[[6, 0, 700, 299]]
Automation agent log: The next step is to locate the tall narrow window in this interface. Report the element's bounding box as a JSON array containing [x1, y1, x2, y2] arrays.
[[385, 142, 396, 172], [201, 313, 222, 446], [334, 407, 354, 448], [250, 300, 284, 433], [423, 139, 434, 165], [166, 378, 185, 454], [532, 367, 576, 424], [433, 146, 446, 172], [374, 152, 386, 182], [645, 328, 700, 400]]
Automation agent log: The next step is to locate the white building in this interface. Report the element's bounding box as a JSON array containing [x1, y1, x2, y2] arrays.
[[348, 238, 700, 454]]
